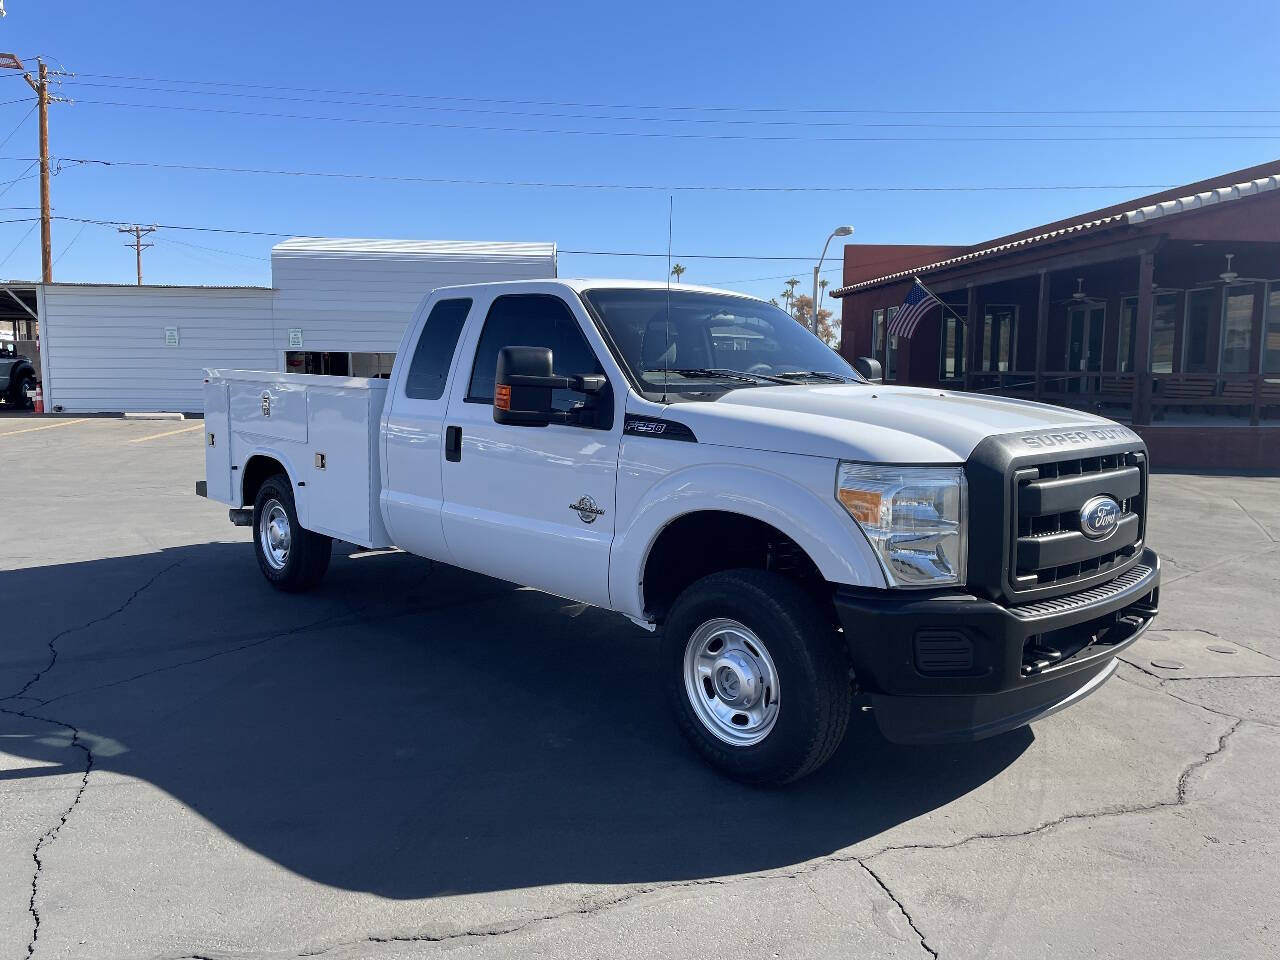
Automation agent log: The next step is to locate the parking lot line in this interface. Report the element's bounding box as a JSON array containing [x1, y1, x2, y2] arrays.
[[0, 418, 90, 437], [128, 423, 205, 444]]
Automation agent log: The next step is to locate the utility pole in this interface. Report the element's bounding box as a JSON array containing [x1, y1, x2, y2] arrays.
[[23, 60, 53, 283], [118, 225, 157, 284]]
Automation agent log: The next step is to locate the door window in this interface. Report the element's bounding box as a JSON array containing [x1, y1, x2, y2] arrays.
[[404, 298, 472, 399], [1265, 284, 1280, 374], [1221, 286, 1256, 373], [1150, 293, 1178, 373], [1183, 289, 1214, 373], [467, 294, 607, 418]]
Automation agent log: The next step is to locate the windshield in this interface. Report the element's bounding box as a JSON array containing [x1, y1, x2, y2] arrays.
[[580, 288, 861, 399]]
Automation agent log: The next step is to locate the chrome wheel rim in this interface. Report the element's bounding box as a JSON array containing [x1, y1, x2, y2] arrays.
[[259, 500, 291, 571], [683, 618, 780, 746]]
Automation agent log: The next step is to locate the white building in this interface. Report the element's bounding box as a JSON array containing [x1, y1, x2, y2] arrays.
[[20, 238, 557, 413]]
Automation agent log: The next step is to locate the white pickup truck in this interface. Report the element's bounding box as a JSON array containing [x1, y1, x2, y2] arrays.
[[198, 279, 1160, 783]]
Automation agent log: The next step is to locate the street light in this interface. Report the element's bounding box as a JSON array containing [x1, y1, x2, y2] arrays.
[[812, 225, 854, 336]]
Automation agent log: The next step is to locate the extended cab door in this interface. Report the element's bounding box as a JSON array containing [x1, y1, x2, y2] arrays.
[[439, 291, 621, 607], [382, 296, 474, 561]]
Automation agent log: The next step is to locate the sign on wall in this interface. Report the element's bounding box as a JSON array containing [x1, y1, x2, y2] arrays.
[[164, 327, 180, 346], [288, 328, 304, 348]]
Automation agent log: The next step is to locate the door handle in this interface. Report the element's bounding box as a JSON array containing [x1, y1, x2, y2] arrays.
[[445, 425, 462, 462]]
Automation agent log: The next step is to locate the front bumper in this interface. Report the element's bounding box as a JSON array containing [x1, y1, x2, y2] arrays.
[[834, 549, 1160, 744]]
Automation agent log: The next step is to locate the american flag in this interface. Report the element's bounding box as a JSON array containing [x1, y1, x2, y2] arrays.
[[887, 281, 942, 338]]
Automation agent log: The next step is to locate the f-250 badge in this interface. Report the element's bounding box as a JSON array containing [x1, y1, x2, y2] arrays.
[[570, 495, 606, 524]]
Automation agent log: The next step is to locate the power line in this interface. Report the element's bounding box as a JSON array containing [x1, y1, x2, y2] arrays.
[[53, 156, 1180, 193], [0, 104, 36, 152], [66, 99, 1280, 142], [68, 71, 1280, 116], [57, 81, 1280, 129], [54, 216, 863, 260]]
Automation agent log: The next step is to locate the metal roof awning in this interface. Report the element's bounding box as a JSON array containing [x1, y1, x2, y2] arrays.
[[833, 172, 1280, 296]]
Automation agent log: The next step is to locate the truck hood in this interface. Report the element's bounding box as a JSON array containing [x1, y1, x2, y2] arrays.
[[667, 384, 1134, 463]]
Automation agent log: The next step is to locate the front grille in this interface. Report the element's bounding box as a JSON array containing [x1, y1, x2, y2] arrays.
[[1011, 451, 1145, 593]]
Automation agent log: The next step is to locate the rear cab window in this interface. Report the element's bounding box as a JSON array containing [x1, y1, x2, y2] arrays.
[[404, 298, 472, 400]]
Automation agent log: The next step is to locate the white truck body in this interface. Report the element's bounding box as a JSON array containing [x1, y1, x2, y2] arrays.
[[203, 369, 391, 549], [200, 278, 1160, 782]]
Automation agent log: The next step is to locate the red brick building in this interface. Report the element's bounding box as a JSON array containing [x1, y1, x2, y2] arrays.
[[832, 161, 1280, 470]]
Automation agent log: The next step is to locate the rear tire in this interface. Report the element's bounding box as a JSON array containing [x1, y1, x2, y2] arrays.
[[252, 474, 331, 592], [661, 569, 851, 785], [7, 373, 34, 409]]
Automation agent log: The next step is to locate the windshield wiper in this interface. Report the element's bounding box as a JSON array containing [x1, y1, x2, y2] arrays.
[[660, 367, 790, 385], [773, 370, 858, 383]]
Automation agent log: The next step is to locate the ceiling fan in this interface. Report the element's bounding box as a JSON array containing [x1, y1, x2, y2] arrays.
[[1196, 253, 1269, 286], [1053, 277, 1106, 306]]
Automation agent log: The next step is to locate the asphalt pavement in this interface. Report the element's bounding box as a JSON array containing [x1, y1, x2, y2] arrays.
[[1, 415, 1277, 960]]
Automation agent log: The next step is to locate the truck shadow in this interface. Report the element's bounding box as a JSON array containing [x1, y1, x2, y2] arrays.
[[0, 542, 1030, 899]]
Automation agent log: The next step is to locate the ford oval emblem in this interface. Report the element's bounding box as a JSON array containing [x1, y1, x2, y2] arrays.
[[1079, 495, 1121, 540]]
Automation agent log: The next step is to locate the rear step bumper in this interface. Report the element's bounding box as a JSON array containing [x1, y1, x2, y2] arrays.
[[834, 549, 1160, 744]]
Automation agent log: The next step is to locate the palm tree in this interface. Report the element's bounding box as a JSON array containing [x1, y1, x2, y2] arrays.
[[670, 263, 686, 283], [819, 277, 829, 297], [784, 277, 801, 316]]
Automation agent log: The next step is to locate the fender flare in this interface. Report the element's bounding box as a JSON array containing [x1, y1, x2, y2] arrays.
[[609, 462, 886, 620], [239, 445, 302, 509]]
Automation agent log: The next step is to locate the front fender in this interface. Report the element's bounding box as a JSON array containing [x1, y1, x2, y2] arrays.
[[609, 455, 887, 620]]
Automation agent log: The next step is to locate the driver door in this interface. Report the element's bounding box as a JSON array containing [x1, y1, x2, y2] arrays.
[[439, 292, 621, 607]]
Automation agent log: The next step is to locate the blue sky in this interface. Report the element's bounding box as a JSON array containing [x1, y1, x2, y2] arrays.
[[0, 0, 1277, 306]]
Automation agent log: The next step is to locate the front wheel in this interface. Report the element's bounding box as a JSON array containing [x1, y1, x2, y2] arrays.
[[661, 569, 852, 785], [252, 474, 332, 592]]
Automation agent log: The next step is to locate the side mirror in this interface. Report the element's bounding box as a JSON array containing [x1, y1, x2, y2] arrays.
[[853, 356, 883, 383], [493, 346, 606, 427]]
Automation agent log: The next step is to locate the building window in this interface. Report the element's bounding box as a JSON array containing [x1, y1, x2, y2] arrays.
[[285, 351, 349, 376], [351, 353, 396, 378], [1221, 285, 1256, 373], [1183, 289, 1215, 373], [1118, 298, 1137, 373], [1151, 292, 1178, 374], [885, 306, 899, 381], [1265, 283, 1280, 374], [980, 305, 1017, 372], [939, 306, 967, 380], [872, 308, 885, 364]]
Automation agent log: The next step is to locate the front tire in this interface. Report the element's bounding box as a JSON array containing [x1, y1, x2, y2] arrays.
[[252, 474, 331, 592], [662, 569, 851, 785]]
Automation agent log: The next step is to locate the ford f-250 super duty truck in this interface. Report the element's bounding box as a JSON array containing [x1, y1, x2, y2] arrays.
[[197, 279, 1160, 783]]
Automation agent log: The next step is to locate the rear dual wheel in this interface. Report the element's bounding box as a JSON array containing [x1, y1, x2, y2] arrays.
[[662, 569, 852, 785], [252, 474, 332, 591]]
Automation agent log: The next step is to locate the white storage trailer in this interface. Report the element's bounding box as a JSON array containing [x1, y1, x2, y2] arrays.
[[35, 238, 557, 414]]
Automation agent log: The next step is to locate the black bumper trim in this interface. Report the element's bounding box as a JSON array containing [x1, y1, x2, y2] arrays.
[[834, 549, 1160, 743]]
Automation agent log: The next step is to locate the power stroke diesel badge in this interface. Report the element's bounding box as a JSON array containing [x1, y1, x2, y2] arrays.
[[570, 495, 606, 524]]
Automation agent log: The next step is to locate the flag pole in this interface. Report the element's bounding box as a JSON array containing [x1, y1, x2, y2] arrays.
[[913, 274, 968, 326]]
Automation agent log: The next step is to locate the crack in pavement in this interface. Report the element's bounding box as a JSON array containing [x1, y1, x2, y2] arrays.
[[1232, 496, 1280, 544], [0, 705, 92, 960], [0, 561, 184, 959], [1, 560, 185, 704], [855, 860, 939, 959]]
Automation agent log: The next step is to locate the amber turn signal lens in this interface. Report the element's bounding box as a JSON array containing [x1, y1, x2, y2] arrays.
[[837, 488, 881, 524], [495, 384, 511, 411]]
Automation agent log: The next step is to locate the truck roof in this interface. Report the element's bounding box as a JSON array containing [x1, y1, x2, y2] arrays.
[[429, 277, 769, 302]]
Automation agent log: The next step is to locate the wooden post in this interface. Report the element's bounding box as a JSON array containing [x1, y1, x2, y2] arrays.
[[1035, 270, 1049, 402], [1249, 281, 1265, 426], [964, 284, 979, 391], [1131, 251, 1155, 425], [22, 61, 52, 283]]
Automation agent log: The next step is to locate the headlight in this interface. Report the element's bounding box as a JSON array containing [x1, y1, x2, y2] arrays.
[[836, 463, 967, 588]]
